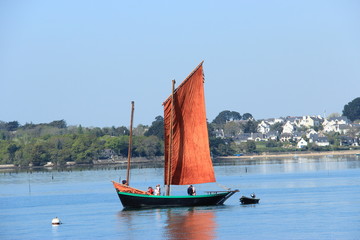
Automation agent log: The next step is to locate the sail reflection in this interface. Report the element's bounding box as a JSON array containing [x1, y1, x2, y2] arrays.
[[117, 208, 217, 239], [165, 208, 216, 240]]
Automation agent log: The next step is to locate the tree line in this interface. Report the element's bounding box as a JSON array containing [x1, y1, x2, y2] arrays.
[[1, 96, 359, 167], [0, 112, 256, 167]]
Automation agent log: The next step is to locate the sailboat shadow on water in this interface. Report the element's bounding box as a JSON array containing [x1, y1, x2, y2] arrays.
[[112, 61, 238, 208]]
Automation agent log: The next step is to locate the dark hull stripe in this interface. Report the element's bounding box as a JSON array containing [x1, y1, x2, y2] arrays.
[[116, 191, 238, 208]]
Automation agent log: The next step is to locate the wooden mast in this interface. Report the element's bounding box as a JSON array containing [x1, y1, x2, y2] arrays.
[[126, 101, 135, 186], [166, 80, 175, 196]]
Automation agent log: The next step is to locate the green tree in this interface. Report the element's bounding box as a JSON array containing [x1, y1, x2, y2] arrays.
[[71, 134, 100, 164], [133, 136, 163, 157], [145, 116, 164, 140], [212, 110, 241, 124], [343, 97, 360, 121], [47, 135, 74, 165], [266, 140, 281, 148], [241, 120, 258, 133], [0, 121, 6, 130], [49, 120, 67, 128], [5, 121, 20, 131], [133, 124, 148, 136], [207, 122, 216, 138], [223, 121, 241, 137], [270, 122, 283, 134], [117, 126, 129, 136], [327, 113, 341, 119], [347, 124, 360, 138], [104, 136, 130, 156], [245, 141, 257, 152], [242, 113, 253, 120], [28, 142, 51, 166], [7, 143, 19, 162], [209, 138, 234, 156], [88, 127, 104, 137], [77, 125, 84, 134], [0, 141, 9, 163], [325, 132, 340, 146]]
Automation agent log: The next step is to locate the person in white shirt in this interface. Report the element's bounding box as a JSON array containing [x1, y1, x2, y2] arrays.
[[154, 184, 161, 196]]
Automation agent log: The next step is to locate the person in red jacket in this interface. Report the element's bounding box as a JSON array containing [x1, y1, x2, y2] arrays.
[[147, 186, 154, 195]]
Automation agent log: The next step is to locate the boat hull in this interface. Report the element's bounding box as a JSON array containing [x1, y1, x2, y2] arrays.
[[239, 196, 260, 204], [116, 190, 238, 208]]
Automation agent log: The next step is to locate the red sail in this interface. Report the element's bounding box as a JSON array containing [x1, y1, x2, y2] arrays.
[[163, 62, 216, 185]]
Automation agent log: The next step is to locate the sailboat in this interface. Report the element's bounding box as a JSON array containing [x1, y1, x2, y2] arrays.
[[112, 61, 238, 208]]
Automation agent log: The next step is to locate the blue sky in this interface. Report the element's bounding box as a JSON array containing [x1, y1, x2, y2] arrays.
[[1, 0, 359, 127]]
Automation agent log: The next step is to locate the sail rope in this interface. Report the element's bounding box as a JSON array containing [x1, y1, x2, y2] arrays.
[[216, 182, 232, 191]]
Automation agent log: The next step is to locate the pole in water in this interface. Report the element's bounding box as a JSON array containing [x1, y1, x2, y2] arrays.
[[28, 176, 31, 195]]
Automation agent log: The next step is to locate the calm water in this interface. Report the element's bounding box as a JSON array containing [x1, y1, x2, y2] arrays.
[[1, 155, 360, 240]]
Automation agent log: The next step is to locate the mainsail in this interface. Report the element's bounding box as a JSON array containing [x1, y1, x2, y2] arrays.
[[163, 61, 216, 185]]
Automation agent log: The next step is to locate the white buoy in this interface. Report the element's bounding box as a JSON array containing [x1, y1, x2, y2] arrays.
[[52, 217, 61, 225]]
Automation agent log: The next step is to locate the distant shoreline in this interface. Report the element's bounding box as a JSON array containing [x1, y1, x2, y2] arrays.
[[216, 149, 360, 160]]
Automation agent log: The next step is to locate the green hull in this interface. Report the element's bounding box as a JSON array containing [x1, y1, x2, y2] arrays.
[[116, 190, 238, 209]]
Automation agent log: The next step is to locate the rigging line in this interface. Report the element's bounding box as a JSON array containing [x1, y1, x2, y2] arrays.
[[216, 182, 231, 191]]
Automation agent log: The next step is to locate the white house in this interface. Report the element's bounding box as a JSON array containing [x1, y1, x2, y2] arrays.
[[338, 124, 351, 134], [234, 133, 251, 143], [292, 131, 304, 142], [297, 138, 308, 149], [280, 133, 292, 142], [323, 123, 336, 133], [323, 123, 351, 134], [257, 121, 271, 134], [265, 131, 279, 141], [340, 136, 359, 146], [306, 129, 318, 138], [327, 116, 350, 125], [249, 133, 265, 141], [309, 134, 330, 146], [314, 137, 330, 147], [300, 116, 322, 128], [285, 116, 302, 126], [214, 128, 225, 138], [265, 118, 285, 125], [282, 121, 296, 134]]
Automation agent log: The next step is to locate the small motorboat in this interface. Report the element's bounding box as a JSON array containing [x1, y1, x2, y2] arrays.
[[240, 193, 260, 204]]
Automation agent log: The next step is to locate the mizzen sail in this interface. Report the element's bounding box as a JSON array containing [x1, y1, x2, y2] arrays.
[[163, 62, 216, 185]]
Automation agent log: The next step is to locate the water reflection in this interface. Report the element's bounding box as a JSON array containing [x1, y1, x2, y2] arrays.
[[165, 208, 216, 240], [117, 208, 216, 240]]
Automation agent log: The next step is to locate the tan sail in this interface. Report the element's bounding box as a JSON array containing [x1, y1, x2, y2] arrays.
[[163, 62, 216, 185]]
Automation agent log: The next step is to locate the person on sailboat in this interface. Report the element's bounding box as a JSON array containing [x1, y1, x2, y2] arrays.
[[192, 185, 196, 195], [187, 185, 196, 196], [154, 184, 161, 196], [147, 187, 154, 195]]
